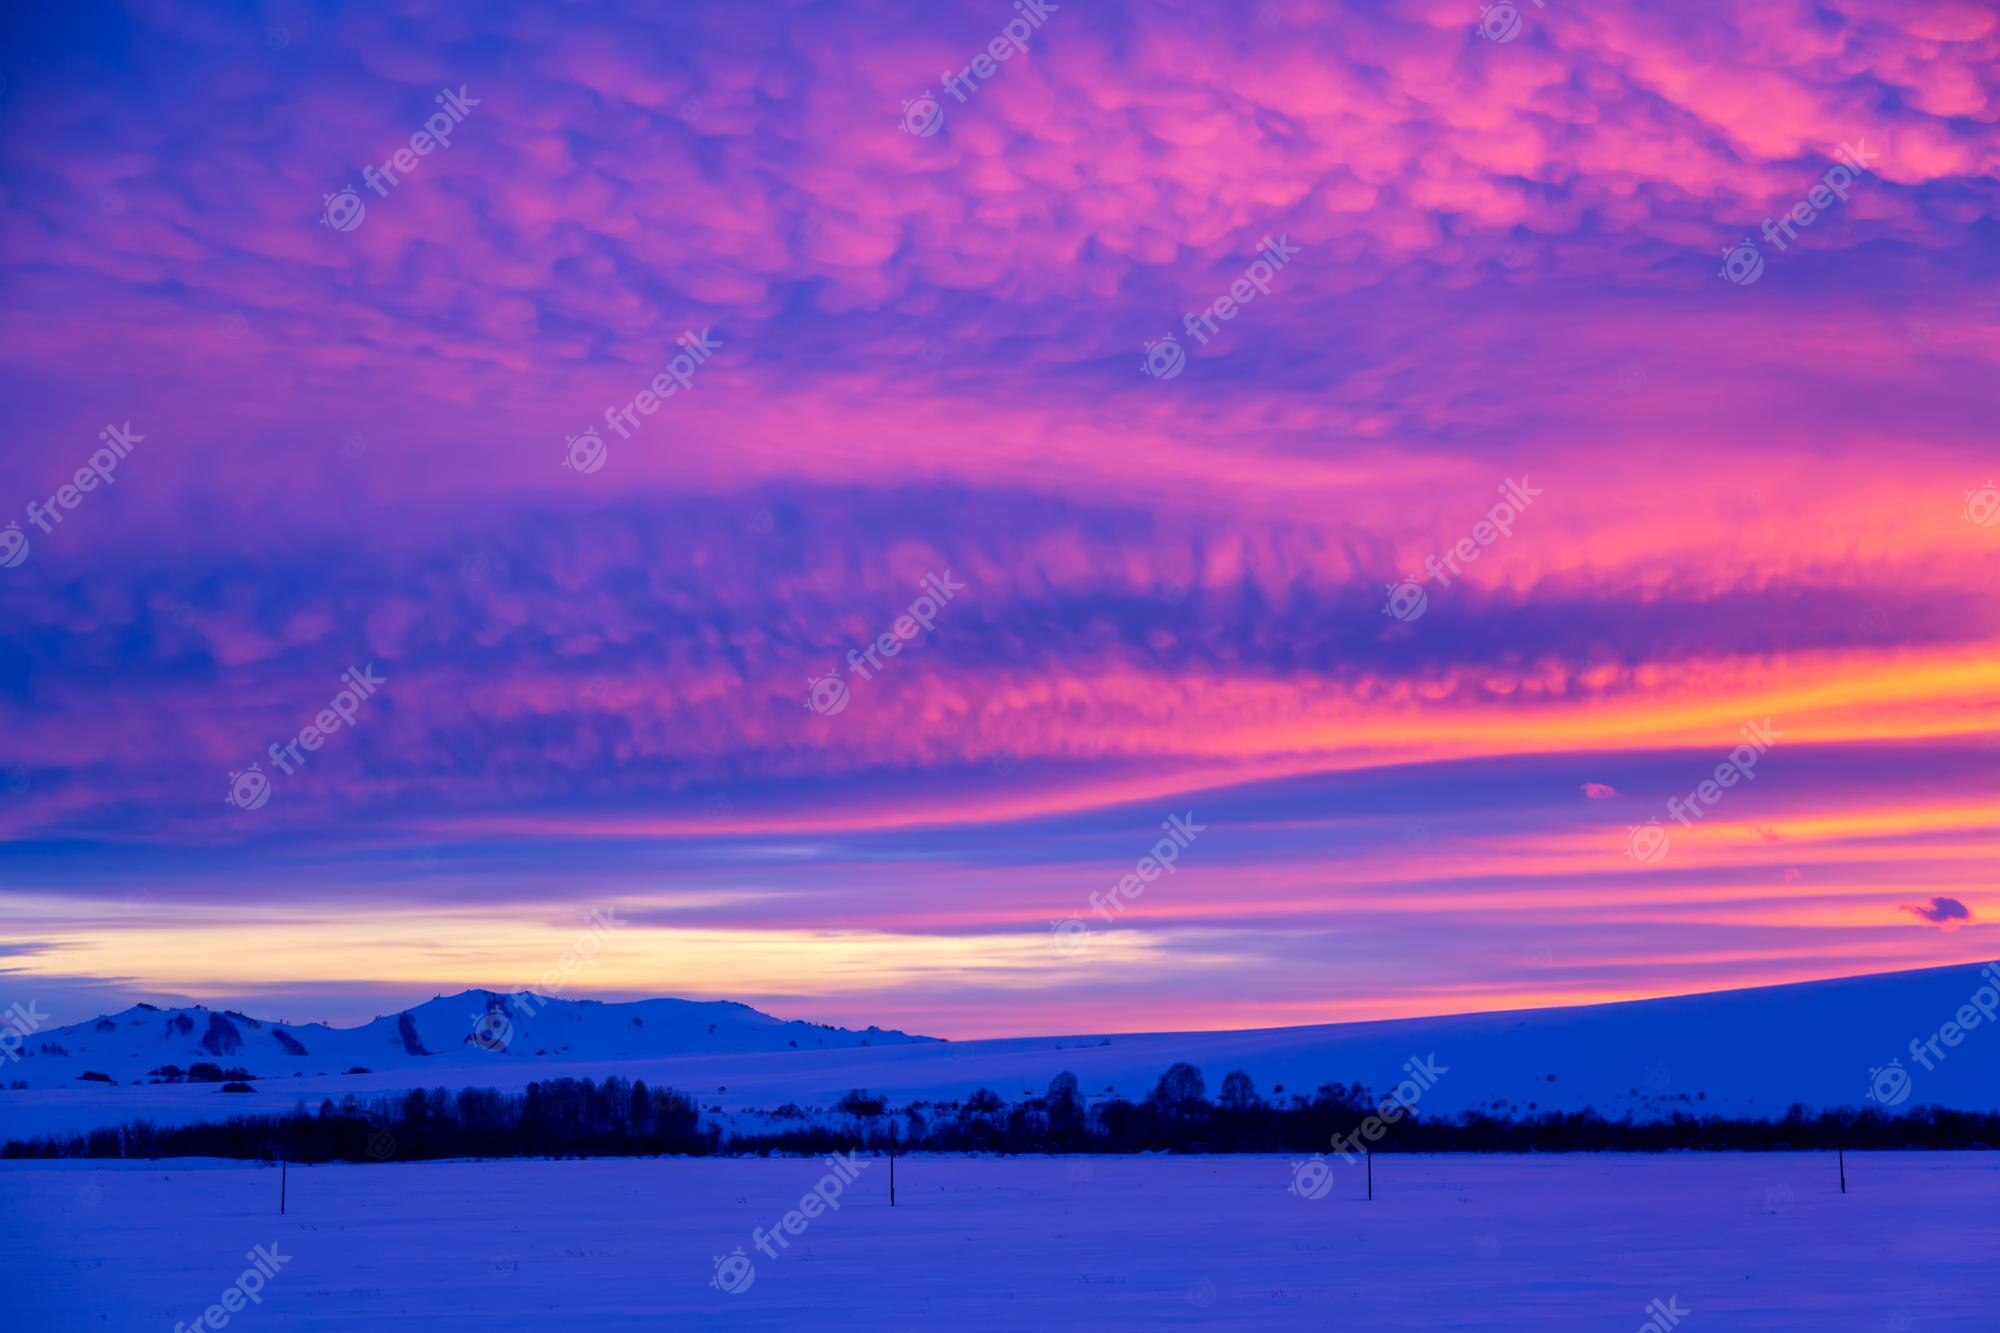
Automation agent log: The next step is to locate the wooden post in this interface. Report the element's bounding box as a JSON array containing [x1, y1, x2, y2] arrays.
[[281, 1156, 287, 1215], [1838, 1146, 1846, 1195], [1366, 1145, 1372, 1201], [889, 1149, 896, 1206]]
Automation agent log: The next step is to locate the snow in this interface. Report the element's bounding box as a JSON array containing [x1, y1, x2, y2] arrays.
[[1, 988, 931, 1090], [6, 961, 1996, 1142], [6, 1153, 1993, 1328]]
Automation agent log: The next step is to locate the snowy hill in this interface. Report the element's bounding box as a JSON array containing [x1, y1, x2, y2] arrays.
[[675, 959, 2000, 1128], [1, 989, 933, 1091], [3, 963, 1995, 1142]]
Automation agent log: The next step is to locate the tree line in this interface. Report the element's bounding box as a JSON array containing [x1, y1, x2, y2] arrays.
[[6, 1065, 1997, 1161]]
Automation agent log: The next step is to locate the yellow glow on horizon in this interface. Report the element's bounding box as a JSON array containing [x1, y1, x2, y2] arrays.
[[4, 910, 1192, 1001]]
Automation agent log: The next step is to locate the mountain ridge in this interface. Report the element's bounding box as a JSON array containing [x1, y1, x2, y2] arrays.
[[6, 988, 936, 1089]]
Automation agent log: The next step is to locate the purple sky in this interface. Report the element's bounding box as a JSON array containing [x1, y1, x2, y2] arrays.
[[2, 0, 1997, 1035]]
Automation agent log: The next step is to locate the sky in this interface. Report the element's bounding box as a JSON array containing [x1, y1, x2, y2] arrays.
[[1, 0, 1996, 1037]]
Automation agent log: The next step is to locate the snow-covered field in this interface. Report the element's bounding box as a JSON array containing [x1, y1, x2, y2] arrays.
[[8, 1153, 1994, 1329]]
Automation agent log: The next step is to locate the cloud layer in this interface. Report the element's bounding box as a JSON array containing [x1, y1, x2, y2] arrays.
[[1, 0, 1996, 1032]]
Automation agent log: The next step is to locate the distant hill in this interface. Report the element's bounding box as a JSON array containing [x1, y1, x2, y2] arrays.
[[5, 963, 1996, 1144], [3, 989, 934, 1089]]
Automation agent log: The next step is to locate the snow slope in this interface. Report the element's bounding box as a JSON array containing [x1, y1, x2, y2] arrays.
[[0, 988, 932, 1090], [3, 962, 1995, 1142], [7, 1154, 1995, 1329]]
